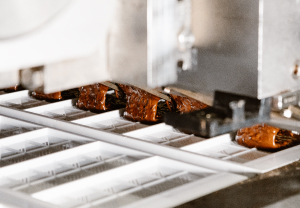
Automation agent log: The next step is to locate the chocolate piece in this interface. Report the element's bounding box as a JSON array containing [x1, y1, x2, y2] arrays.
[[31, 88, 79, 102], [3, 85, 24, 92], [169, 94, 208, 114], [60, 89, 80, 100], [76, 83, 125, 112], [236, 124, 298, 150], [76, 84, 109, 111], [31, 91, 63, 102], [119, 84, 208, 123], [118, 84, 165, 123]]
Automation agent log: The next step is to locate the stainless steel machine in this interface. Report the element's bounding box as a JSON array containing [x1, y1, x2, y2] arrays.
[[0, 0, 300, 207], [1, 0, 300, 96], [1, 0, 300, 121]]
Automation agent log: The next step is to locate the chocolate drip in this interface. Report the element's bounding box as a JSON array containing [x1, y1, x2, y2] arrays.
[[236, 124, 298, 150], [119, 84, 161, 123], [76, 84, 109, 111], [170, 94, 208, 114], [31, 91, 62, 102]]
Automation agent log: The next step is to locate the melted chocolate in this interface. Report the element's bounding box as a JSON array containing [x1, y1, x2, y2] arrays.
[[170, 94, 208, 114], [119, 84, 162, 123], [3, 85, 24, 92], [119, 84, 209, 123], [236, 124, 297, 150], [76, 84, 110, 111], [31, 91, 62, 102]]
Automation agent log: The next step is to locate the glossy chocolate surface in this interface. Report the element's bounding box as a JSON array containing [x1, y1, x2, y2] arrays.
[[170, 94, 208, 114], [3, 85, 24, 92], [76, 83, 109, 111], [119, 84, 162, 123], [236, 124, 296, 150], [31, 91, 62, 101]]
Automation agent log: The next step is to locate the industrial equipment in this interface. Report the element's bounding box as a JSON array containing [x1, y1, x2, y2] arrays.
[[1, 0, 300, 207]]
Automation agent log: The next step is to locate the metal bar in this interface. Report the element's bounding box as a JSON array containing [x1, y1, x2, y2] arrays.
[[0, 105, 260, 174]]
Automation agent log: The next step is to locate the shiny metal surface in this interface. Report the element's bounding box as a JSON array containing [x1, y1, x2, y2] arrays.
[[108, 0, 147, 86], [176, 0, 259, 97], [272, 91, 299, 111], [0, 0, 300, 98], [109, 0, 188, 88], [175, 0, 300, 99], [259, 0, 300, 99], [0, 0, 189, 91]]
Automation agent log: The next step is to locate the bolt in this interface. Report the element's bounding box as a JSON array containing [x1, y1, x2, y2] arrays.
[[206, 114, 211, 119], [293, 64, 300, 79], [178, 29, 195, 52]]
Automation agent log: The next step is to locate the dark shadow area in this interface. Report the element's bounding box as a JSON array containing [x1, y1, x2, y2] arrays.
[[177, 160, 300, 208]]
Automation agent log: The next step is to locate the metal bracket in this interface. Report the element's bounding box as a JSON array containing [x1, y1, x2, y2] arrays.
[[165, 91, 272, 138], [272, 90, 299, 111]]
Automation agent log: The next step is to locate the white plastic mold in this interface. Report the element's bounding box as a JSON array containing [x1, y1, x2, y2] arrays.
[[26, 99, 96, 121], [181, 134, 269, 163], [0, 115, 41, 139], [0, 95, 255, 207], [125, 124, 300, 173], [73, 109, 148, 134], [32, 156, 247, 208], [0, 106, 263, 174], [124, 123, 205, 148], [0, 141, 150, 193], [0, 90, 48, 109], [180, 134, 300, 172], [0, 128, 94, 167]]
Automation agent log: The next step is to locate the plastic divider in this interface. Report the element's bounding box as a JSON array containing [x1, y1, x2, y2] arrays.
[[0, 90, 48, 109], [26, 99, 96, 121], [125, 123, 300, 173], [73, 109, 148, 134], [32, 156, 247, 208], [0, 105, 260, 174]]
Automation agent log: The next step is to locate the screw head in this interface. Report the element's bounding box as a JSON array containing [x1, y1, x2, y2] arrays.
[[178, 29, 195, 52], [293, 64, 300, 79]]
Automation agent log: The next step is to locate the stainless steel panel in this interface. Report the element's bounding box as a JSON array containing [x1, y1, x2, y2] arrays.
[[176, 0, 300, 99], [176, 0, 259, 97], [259, 0, 300, 98], [109, 0, 186, 88], [108, 0, 148, 86]]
